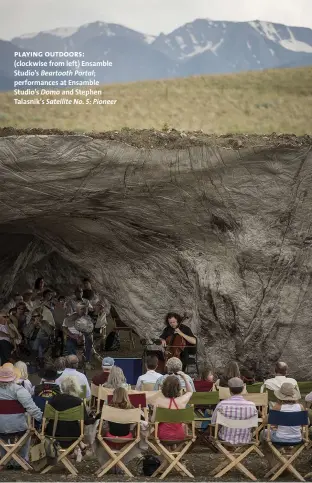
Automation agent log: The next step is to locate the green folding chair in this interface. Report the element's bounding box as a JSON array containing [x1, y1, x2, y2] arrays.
[[149, 406, 196, 479], [246, 382, 263, 393], [40, 402, 85, 475], [297, 381, 312, 396], [189, 391, 219, 449]]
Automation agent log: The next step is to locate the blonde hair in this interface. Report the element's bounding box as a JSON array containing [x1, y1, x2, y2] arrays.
[[104, 366, 126, 389], [15, 361, 28, 380], [60, 375, 81, 397], [110, 387, 133, 409]]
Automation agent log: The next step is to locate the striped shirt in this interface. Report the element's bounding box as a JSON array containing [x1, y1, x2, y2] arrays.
[[211, 395, 257, 444]]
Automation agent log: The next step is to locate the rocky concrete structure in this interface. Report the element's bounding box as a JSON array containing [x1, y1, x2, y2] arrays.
[[0, 128, 312, 378]]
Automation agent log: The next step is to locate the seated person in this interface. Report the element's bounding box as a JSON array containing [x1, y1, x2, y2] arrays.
[[54, 356, 66, 377], [106, 387, 134, 440], [154, 357, 195, 392], [194, 367, 214, 392], [15, 361, 33, 394], [103, 366, 128, 390], [240, 368, 256, 385], [211, 377, 257, 444], [148, 372, 193, 441], [215, 361, 241, 389], [261, 361, 299, 392], [0, 365, 42, 470], [262, 383, 304, 444], [135, 355, 162, 390], [55, 355, 91, 399], [92, 357, 114, 386], [34, 367, 60, 397], [45, 375, 94, 448]]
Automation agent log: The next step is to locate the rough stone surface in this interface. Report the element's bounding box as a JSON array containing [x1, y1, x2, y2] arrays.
[[1, 128, 312, 378]]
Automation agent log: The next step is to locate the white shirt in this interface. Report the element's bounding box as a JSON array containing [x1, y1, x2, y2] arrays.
[[0, 323, 10, 342], [261, 375, 299, 392], [135, 370, 162, 390], [55, 368, 91, 398]]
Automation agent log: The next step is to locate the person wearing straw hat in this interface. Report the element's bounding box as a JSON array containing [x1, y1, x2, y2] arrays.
[[0, 365, 42, 470], [262, 382, 304, 444]]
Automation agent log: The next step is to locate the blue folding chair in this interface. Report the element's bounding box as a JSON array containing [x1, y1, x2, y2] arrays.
[[264, 410, 309, 481]]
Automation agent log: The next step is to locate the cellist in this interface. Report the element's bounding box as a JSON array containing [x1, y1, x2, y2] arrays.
[[159, 312, 197, 371]]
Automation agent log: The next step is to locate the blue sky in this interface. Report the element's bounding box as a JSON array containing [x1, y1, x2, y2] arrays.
[[1, 0, 311, 39]]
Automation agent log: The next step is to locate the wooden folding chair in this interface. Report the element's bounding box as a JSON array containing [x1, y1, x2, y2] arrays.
[[96, 405, 141, 477], [40, 402, 85, 475], [264, 409, 309, 481], [90, 382, 99, 410], [246, 383, 263, 393], [142, 382, 156, 391], [107, 392, 148, 419], [243, 393, 268, 433], [0, 400, 33, 471], [96, 385, 114, 413], [149, 406, 196, 479], [210, 412, 260, 481], [189, 391, 219, 448]]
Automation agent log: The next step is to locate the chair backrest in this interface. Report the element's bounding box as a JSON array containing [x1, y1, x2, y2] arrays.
[[142, 383, 155, 391], [33, 395, 49, 412], [246, 383, 263, 393], [243, 393, 268, 407], [0, 399, 25, 414], [100, 405, 141, 424], [154, 406, 194, 423], [80, 384, 87, 399], [268, 410, 309, 426], [266, 389, 278, 403], [98, 385, 114, 403], [216, 411, 259, 429], [43, 402, 85, 422], [297, 381, 312, 395], [218, 385, 247, 400], [107, 392, 147, 408], [189, 391, 219, 406], [91, 383, 99, 398], [194, 380, 214, 392]]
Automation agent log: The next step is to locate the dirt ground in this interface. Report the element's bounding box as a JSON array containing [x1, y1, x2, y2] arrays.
[[1, 446, 312, 481], [0, 127, 311, 151]]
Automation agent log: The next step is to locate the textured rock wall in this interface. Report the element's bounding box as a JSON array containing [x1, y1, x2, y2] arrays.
[[0, 129, 312, 378]]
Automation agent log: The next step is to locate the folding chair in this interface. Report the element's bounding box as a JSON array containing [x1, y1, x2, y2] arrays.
[[142, 382, 156, 391], [40, 402, 85, 475], [149, 406, 196, 479], [90, 382, 99, 410], [210, 412, 260, 481], [0, 400, 33, 471], [96, 405, 141, 477], [264, 409, 309, 481], [189, 391, 219, 448], [97, 385, 114, 413], [297, 381, 312, 395], [246, 382, 263, 393]]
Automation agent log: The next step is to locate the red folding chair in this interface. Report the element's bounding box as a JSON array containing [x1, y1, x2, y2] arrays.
[[0, 400, 33, 470]]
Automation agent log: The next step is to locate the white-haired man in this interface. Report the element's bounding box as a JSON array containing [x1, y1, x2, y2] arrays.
[[154, 357, 195, 391], [261, 362, 299, 392]]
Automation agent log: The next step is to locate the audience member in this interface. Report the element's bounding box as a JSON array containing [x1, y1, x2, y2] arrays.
[[45, 375, 94, 448], [135, 355, 162, 390], [103, 366, 128, 390], [55, 355, 91, 398], [215, 361, 240, 389], [55, 356, 66, 377], [14, 361, 33, 394], [261, 362, 299, 392], [92, 357, 114, 386], [154, 357, 195, 391], [240, 368, 256, 385], [148, 372, 193, 441], [34, 367, 60, 397], [262, 383, 303, 444], [0, 312, 13, 364], [211, 377, 257, 444], [194, 367, 214, 392], [0, 365, 42, 469]]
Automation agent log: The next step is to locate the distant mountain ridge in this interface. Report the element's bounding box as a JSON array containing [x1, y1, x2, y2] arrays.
[[1, 18, 312, 91]]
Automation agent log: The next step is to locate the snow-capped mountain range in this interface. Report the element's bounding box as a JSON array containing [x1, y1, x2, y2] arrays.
[[1, 18, 312, 90]]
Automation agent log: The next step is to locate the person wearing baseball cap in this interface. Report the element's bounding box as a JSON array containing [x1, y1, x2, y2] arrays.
[[92, 357, 115, 386], [0, 365, 42, 469], [211, 377, 258, 444]]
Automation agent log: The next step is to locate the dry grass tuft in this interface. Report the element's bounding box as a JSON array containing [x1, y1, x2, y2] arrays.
[[0, 66, 312, 134]]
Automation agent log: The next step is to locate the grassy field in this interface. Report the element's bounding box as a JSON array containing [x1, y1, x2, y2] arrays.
[[0, 66, 312, 134]]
